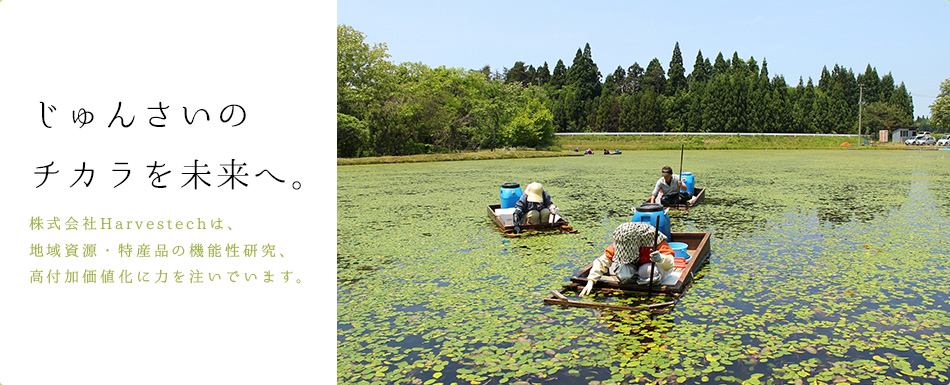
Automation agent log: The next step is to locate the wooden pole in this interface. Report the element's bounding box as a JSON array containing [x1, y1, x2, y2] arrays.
[[678, 144, 685, 197], [649, 215, 660, 293]]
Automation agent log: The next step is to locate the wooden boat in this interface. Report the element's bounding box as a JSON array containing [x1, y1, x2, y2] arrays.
[[544, 231, 711, 311], [488, 204, 578, 237], [645, 187, 706, 211]]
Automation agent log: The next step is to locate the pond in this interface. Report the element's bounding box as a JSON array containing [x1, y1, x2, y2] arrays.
[[337, 149, 950, 385]]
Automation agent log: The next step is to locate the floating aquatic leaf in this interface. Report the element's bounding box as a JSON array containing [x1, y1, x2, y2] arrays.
[[339, 151, 950, 384]]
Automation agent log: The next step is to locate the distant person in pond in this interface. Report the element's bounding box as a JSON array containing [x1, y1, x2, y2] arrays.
[[512, 182, 558, 234], [578, 222, 675, 296], [649, 166, 691, 206]]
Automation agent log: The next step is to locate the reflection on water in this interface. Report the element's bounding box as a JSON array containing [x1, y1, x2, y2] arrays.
[[338, 151, 950, 385]]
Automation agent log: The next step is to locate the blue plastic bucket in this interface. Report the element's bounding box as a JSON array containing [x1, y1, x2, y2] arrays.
[[668, 242, 689, 260], [631, 203, 671, 240], [500, 183, 522, 209], [680, 172, 695, 195]]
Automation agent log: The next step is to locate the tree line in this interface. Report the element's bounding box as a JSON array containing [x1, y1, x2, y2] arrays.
[[338, 24, 915, 157]]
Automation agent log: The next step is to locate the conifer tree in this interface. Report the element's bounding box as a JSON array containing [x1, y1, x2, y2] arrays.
[[506, 61, 527, 85], [551, 59, 567, 89], [857, 64, 880, 104], [566, 43, 602, 100], [713, 52, 729, 76], [642, 58, 667, 95], [537, 62, 551, 86], [627, 62, 644, 94], [603, 65, 627, 95], [689, 50, 709, 87], [667, 42, 687, 95], [879, 73, 895, 103]]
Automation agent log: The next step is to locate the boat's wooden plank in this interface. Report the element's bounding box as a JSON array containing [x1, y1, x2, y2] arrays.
[[559, 283, 681, 298], [543, 295, 676, 312], [564, 232, 711, 295], [488, 204, 577, 237]]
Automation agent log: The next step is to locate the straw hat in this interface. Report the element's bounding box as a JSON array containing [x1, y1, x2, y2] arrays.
[[612, 222, 667, 264], [525, 182, 544, 202]]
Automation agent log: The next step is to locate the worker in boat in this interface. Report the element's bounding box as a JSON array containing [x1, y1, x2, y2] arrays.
[[512, 182, 558, 234], [578, 221, 675, 296], [649, 166, 691, 206]]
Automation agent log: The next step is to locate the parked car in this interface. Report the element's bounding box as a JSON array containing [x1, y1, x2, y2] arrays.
[[906, 134, 926, 145], [937, 135, 950, 146], [915, 136, 936, 146]]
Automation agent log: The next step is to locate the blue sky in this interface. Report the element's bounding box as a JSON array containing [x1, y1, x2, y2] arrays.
[[338, 0, 949, 118]]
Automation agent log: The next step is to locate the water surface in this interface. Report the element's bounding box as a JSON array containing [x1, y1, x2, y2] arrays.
[[338, 149, 950, 385]]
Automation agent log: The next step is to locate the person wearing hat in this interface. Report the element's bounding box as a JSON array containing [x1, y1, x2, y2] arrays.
[[649, 166, 691, 206], [578, 222, 675, 296], [512, 182, 558, 234]]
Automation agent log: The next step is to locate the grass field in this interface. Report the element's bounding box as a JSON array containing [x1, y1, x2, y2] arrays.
[[337, 134, 924, 165], [554, 133, 863, 151]]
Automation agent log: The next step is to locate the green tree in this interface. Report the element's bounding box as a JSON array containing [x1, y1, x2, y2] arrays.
[[593, 94, 621, 131], [686, 81, 706, 132], [478, 65, 493, 81], [857, 64, 880, 104], [505, 61, 527, 85], [642, 58, 666, 95], [502, 92, 555, 147], [864, 101, 911, 132], [566, 43, 602, 100], [818, 66, 832, 94], [551, 59, 567, 89], [667, 42, 687, 95], [627, 62, 644, 94], [930, 78, 950, 130], [337, 113, 369, 157], [746, 56, 759, 79], [688, 50, 709, 88], [603, 65, 627, 95], [889, 82, 914, 123], [730, 52, 746, 75], [879, 72, 895, 102], [337, 24, 394, 118], [712, 52, 729, 77], [537, 62, 551, 86]]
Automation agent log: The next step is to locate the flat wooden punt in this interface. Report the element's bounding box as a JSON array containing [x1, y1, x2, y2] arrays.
[[645, 187, 706, 211], [487, 204, 578, 237], [543, 232, 711, 311]]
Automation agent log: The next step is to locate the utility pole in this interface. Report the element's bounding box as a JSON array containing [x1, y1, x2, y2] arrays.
[[858, 83, 865, 146]]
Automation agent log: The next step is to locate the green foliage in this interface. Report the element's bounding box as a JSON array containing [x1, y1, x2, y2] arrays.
[[566, 43, 602, 101], [550, 60, 567, 89], [928, 78, 950, 130], [864, 101, 911, 132], [336, 25, 555, 157], [642, 58, 667, 95], [503, 97, 554, 147], [337, 113, 369, 158], [337, 24, 394, 118], [688, 50, 709, 87], [667, 42, 687, 95], [337, 27, 918, 156]]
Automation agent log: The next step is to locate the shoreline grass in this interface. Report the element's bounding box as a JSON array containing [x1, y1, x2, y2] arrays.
[[338, 135, 922, 165]]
